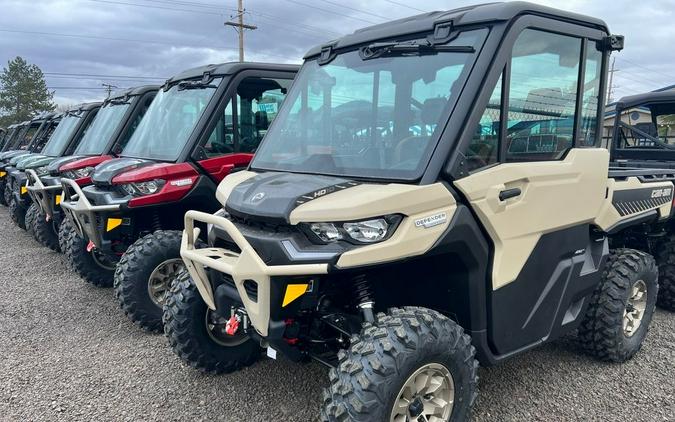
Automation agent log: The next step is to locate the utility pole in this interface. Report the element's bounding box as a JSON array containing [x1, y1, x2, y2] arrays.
[[101, 83, 118, 98], [224, 0, 257, 62], [607, 56, 618, 104]]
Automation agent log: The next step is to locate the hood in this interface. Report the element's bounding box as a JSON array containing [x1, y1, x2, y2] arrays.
[[13, 153, 44, 167], [47, 155, 84, 174], [18, 156, 54, 171], [91, 157, 151, 185], [0, 150, 29, 161], [225, 172, 355, 223]]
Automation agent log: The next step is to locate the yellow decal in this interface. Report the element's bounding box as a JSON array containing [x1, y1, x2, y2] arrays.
[[106, 218, 123, 232], [0, 171, 5, 177], [20, 186, 27, 195], [282, 284, 308, 307], [55, 194, 61, 205]]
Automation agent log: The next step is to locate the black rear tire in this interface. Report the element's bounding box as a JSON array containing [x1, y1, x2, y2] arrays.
[[3, 183, 12, 206], [321, 307, 479, 422], [0, 181, 7, 206], [163, 270, 260, 373], [655, 236, 675, 311], [33, 208, 61, 252], [25, 203, 39, 238], [114, 230, 184, 332], [61, 218, 115, 287], [9, 197, 26, 230], [578, 248, 658, 362]]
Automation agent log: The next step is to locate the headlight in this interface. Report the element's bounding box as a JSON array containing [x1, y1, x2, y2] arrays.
[[34, 166, 49, 176], [343, 219, 389, 243], [64, 166, 94, 179], [307, 215, 400, 244], [119, 179, 165, 196]]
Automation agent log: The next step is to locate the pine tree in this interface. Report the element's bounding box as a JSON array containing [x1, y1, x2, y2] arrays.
[[0, 56, 55, 127]]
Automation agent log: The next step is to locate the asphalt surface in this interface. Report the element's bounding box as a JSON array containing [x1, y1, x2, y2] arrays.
[[0, 207, 673, 422]]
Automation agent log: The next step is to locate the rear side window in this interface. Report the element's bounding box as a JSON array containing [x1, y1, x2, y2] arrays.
[[505, 29, 582, 162], [198, 76, 292, 158]]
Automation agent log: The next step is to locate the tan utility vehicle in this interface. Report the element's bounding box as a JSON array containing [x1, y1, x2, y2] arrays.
[[165, 3, 670, 420]]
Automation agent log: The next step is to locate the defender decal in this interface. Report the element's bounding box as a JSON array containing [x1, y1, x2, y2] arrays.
[[415, 212, 448, 228], [612, 187, 673, 217], [294, 181, 361, 207]]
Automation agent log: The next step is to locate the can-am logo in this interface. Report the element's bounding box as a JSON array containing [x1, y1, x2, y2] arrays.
[[651, 188, 672, 199], [250, 192, 266, 203], [414, 212, 447, 229]]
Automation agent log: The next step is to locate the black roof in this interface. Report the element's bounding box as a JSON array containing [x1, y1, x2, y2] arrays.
[[305, 1, 609, 58], [166, 62, 300, 84], [109, 84, 160, 101], [615, 91, 675, 110], [67, 101, 102, 113]]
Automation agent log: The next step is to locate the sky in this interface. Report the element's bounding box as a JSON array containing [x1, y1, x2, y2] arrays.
[[0, 0, 674, 106]]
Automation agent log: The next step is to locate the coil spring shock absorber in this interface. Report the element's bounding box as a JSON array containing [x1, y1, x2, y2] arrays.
[[353, 274, 376, 324], [151, 210, 162, 231]]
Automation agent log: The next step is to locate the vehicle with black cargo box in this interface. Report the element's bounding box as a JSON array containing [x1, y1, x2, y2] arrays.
[[59, 62, 298, 332], [7, 103, 100, 229], [25, 85, 158, 251], [162, 3, 669, 421], [605, 90, 675, 311]]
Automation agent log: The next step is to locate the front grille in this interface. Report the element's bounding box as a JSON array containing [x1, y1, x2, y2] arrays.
[[228, 213, 294, 234]]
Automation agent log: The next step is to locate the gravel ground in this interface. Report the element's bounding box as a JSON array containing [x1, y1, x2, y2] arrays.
[[0, 207, 673, 422]]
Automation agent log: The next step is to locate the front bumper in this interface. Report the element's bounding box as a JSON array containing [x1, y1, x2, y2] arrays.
[[26, 170, 63, 218], [60, 178, 123, 251], [181, 210, 329, 337], [10, 170, 31, 208]]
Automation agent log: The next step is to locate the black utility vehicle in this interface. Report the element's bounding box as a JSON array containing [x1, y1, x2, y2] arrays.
[[60, 62, 298, 332], [165, 3, 671, 421], [606, 90, 675, 311], [26, 85, 158, 251], [1, 115, 60, 206]]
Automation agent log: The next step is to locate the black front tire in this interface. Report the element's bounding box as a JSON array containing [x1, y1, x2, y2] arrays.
[[163, 271, 260, 373], [0, 181, 7, 206], [25, 203, 39, 238], [321, 307, 479, 422], [61, 218, 115, 287], [114, 230, 184, 332], [33, 208, 61, 252], [578, 248, 658, 362], [9, 197, 26, 230], [655, 236, 675, 311]]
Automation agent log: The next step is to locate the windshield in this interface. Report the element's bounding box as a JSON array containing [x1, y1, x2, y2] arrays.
[[121, 77, 222, 161], [75, 101, 131, 155], [41, 113, 82, 156], [251, 29, 487, 180]]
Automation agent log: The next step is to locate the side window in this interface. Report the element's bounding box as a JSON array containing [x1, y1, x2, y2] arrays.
[[506, 29, 582, 162], [579, 45, 603, 147], [201, 76, 290, 158], [466, 74, 502, 171]]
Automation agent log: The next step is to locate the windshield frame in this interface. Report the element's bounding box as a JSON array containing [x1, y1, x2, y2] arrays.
[[249, 28, 490, 182], [120, 76, 228, 163]]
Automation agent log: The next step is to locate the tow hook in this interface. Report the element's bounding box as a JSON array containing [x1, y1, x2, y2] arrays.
[[225, 315, 240, 335], [225, 307, 249, 335], [86, 240, 95, 253]]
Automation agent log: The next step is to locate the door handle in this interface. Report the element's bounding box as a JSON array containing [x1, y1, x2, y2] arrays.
[[499, 187, 521, 201]]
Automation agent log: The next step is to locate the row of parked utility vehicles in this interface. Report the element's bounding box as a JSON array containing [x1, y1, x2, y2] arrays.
[[1, 3, 674, 420]]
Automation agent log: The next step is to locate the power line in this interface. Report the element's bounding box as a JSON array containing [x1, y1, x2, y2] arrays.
[[616, 57, 675, 82], [43, 72, 166, 80], [381, 0, 428, 13], [83, 0, 225, 16], [316, 0, 389, 21], [282, 0, 378, 24]]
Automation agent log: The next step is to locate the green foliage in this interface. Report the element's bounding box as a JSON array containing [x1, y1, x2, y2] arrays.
[[0, 56, 55, 127]]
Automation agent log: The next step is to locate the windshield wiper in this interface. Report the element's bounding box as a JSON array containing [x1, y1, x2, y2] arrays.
[[361, 40, 474, 60], [177, 80, 218, 91], [108, 99, 131, 105]]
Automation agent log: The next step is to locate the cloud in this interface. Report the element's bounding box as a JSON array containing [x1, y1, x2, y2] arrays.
[[0, 0, 673, 104]]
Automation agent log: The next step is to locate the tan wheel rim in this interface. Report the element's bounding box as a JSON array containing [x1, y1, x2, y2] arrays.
[[147, 258, 184, 307], [623, 279, 648, 337], [390, 362, 454, 422]]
